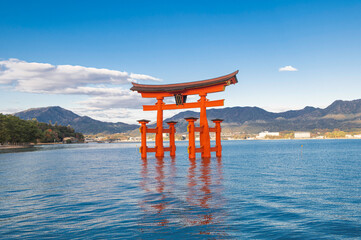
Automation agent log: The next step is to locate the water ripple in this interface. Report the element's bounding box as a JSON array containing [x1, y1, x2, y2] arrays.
[[1, 140, 361, 239]]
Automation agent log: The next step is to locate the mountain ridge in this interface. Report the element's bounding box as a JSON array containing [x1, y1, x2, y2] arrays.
[[14, 106, 138, 134], [163, 99, 361, 132], [12, 98, 361, 134]]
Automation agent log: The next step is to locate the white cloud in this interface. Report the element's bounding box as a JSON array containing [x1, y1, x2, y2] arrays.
[[0, 58, 160, 93], [279, 65, 298, 72], [78, 94, 154, 109], [0, 58, 189, 123], [0, 107, 23, 115], [0, 58, 161, 111]]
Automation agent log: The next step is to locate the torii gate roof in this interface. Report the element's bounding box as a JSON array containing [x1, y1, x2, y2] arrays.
[[130, 70, 238, 94]]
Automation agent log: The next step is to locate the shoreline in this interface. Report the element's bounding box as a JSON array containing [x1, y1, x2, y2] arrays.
[[0, 142, 67, 150], [87, 137, 361, 144], [0, 145, 34, 150], [2, 138, 360, 149], [36, 142, 64, 145]]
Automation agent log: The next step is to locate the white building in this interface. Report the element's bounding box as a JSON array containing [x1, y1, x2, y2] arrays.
[[256, 131, 279, 139], [294, 132, 311, 138]]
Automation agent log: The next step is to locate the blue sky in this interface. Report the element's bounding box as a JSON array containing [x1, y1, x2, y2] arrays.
[[1, 0, 361, 123]]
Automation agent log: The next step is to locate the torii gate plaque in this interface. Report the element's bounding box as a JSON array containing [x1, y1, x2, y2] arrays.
[[130, 71, 238, 159]]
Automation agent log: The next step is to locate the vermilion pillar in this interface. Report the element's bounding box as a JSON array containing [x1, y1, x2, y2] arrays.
[[212, 119, 223, 157], [166, 121, 177, 157], [185, 117, 198, 159], [138, 119, 150, 159], [156, 97, 164, 157], [199, 94, 211, 158]]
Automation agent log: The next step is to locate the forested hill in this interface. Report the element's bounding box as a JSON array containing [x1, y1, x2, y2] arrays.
[[0, 114, 84, 145], [15, 106, 138, 134]]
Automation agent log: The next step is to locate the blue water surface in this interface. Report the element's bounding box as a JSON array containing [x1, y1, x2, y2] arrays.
[[1, 140, 361, 239]]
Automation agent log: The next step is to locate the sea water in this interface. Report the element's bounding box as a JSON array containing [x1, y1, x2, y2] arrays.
[[1, 140, 361, 239]]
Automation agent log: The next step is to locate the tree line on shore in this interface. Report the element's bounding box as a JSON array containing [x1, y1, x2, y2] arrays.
[[0, 114, 84, 145]]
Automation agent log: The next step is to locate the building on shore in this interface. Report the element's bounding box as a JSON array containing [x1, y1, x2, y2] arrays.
[[346, 134, 361, 139], [294, 132, 311, 138], [256, 131, 279, 139], [63, 137, 79, 143]]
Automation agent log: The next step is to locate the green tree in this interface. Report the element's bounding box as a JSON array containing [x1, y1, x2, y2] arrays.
[[0, 114, 84, 144]]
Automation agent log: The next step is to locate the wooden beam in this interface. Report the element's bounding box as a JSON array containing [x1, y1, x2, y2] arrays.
[[182, 84, 226, 96], [209, 127, 216, 132], [162, 129, 171, 134], [146, 128, 157, 133], [143, 99, 224, 111], [139, 83, 226, 98], [194, 127, 203, 133], [146, 147, 157, 153], [141, 92, 173, 98], [195, 147, 203, 153]]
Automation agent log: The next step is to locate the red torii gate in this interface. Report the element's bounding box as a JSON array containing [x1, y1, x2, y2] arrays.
[[130, 71, 238, 159]]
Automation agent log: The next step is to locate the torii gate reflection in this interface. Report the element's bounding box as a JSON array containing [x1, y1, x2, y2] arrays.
[[138, 157, 227, 237], [131, 71, 238, 159]]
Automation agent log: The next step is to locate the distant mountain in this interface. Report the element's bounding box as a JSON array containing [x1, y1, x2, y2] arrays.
[[13, 99, 361, 135], [163, 99, 361, 133], [323, 99, 361, 115], [15, 106, 138, 134]]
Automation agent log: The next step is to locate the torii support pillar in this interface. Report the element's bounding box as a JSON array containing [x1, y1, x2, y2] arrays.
[[199, 94, 211, 158], [138, 119, 150, 159], [212, 119, 223, 157], [155, 97, 164, 158], [185, 117, 198, 160], [166, 121, 177, 157]]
